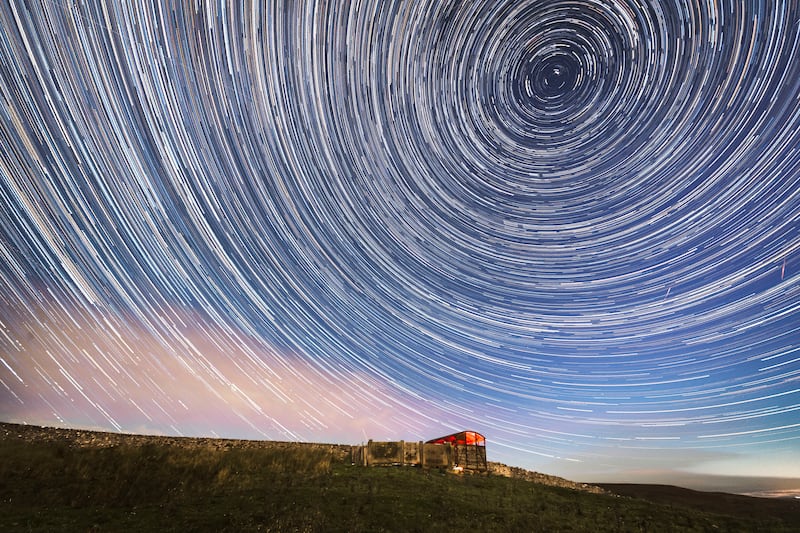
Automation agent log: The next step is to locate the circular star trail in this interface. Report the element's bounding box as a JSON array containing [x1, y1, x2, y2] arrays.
[[1, 1, 799, 482]]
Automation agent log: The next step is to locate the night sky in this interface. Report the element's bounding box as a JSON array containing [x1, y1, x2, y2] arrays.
[[1, 1, 799, 492]]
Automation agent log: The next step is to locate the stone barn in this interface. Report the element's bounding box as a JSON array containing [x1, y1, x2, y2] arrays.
[[426, 430, 487, 472], [351, 430, 487, 472]]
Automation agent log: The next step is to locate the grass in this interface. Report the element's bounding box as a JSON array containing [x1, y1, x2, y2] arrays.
[[1, 434, 798, 532]]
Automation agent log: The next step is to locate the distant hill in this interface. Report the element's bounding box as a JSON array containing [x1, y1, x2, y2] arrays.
[[598, 483, 800, 525], [2, 422, 798, 532]]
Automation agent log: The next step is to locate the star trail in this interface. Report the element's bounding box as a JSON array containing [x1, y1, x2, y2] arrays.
[[1, 1, 799, 489]]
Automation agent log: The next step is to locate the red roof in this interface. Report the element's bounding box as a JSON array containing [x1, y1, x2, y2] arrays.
[[426, 430, 485, 446]]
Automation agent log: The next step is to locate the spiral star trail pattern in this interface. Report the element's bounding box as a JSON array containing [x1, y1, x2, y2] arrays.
[[1, 1, 799, 488]]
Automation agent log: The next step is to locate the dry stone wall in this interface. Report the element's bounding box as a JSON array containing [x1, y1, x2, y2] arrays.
[[2, 422, 604, 494]]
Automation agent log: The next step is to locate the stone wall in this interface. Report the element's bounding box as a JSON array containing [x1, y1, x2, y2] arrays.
[[0, 422, 353, 462], [1, 422, 604, 493]]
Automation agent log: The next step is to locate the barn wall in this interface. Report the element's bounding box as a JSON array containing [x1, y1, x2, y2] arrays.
[[350, 440, 471, 469], [421, 442, 452, 468], [404, 440, 421, 464]]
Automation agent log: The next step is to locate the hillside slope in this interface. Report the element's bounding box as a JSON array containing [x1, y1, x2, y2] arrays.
[[2, 422, 798, 532]]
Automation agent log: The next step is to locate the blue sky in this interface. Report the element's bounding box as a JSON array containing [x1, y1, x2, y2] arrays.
[[1, 1, 799, 494]]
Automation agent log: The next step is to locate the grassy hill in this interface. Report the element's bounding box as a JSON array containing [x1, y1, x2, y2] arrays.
[[2, 423, 798, 532]]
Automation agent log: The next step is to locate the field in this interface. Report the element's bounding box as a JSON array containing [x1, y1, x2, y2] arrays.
[[2, 423, 798, 532]]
